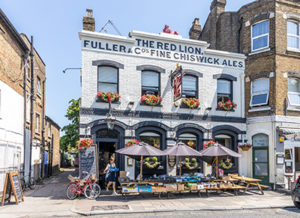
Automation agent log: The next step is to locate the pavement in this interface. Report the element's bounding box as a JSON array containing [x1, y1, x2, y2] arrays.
[[0, 168, 296, 217]]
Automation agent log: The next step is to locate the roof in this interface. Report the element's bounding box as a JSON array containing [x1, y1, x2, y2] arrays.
[[45, 116, 61, 130], [0, 8, 29, 53]]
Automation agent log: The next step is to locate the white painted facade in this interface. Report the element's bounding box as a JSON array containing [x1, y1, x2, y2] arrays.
[[0, 80, 24, 191], [79, 30, 247, 180]]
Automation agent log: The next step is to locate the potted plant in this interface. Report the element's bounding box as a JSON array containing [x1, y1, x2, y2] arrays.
[[140, 94, 162, 106], [96, 91, 120, 103], [218, 100, 237, 111], [78, 138, 95, 150], [238, 143, 253, 151], [203, 140, 216, 149], [125, 139, 140, 147], [182, 98, 200, 109]]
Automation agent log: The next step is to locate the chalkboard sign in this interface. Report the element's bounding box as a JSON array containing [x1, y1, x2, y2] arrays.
[[79, 145, 98, 180], [1, 172, 24, 206]]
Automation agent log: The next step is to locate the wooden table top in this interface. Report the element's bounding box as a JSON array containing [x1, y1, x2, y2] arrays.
[[232, 176, 261, 182]]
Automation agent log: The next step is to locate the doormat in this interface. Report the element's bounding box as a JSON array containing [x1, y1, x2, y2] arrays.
[[91, 205, 130, 211]]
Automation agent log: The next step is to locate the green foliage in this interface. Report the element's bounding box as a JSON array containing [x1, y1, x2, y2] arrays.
[[60, 98, 80, 152]]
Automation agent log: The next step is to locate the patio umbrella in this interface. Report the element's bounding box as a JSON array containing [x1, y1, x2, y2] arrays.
[[164, 141, 202, 176], [115, 141, 165, 180], [199, 143, 241, 178]]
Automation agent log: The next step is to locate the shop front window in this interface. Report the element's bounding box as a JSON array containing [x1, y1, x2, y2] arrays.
[[215, 134, 232, 149], [178, 133, 197, 149], [139, 131, 161, 149]]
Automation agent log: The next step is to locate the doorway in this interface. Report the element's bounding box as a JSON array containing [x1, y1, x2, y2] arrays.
[[252, 134, 269, 184]]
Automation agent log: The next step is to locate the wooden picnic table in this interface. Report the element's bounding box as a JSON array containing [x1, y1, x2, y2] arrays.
[[231, 176, 266, 195]]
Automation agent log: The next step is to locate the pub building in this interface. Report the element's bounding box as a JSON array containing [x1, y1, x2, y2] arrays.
[[79, 9, 246, 183]]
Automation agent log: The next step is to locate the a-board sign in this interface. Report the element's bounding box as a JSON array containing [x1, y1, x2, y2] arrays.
[[1, 171, 24, 206], [79, 145, 98, 180]]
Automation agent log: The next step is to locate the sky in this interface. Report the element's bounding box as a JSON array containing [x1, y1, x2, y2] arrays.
[[1, 0, 253, 131]]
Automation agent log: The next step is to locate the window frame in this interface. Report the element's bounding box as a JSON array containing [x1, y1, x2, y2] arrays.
[[288, 77, 300, 107], [287, 20, 300, 51], [97, 65, 119, 93], [35, 113, 40, 133], [26, 92, 31, 123], [181, 74, 198, 99], [36, 77, 41, 95], [250, 78, 270, 107], [141, 70, 161, 96], [251, 20, 270, 52], [217, 79, 233, 103]]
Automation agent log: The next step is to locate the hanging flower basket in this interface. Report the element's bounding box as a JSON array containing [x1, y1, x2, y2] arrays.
[[203, 140, 216, 149], [184, 158, 198, 170], [96, 91, 120, 103], [218, 100, 237, 111], [182, 98, 200, 109], [78, 138, 95, 150], [141, 94, 162, 106], [144, 157, 160, 169], [238, 143, 253, 151], [125, 140, 140, 147]]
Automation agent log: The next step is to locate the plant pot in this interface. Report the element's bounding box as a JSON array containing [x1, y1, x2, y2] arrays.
[[240, 146, 251, 151]]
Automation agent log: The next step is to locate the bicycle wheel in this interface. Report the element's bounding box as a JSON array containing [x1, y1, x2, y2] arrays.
[[66, 183, 79, 200], [84, 183, 101, 199], [29, 178, 36, 190]]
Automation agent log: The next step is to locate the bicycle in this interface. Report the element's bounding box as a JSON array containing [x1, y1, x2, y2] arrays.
[[20, 175, 36, 191], [66, 174, 101, 200]]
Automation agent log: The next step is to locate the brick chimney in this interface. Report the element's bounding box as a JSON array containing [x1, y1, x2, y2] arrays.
[[189, 18, 202, 40], [83, 9, 95, 31], [210, 0, 226, 15]]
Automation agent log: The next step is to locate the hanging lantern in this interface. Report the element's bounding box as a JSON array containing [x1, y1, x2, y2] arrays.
[[187, 140, 195, 147]]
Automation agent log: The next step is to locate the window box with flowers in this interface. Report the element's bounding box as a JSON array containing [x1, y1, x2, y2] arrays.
[[125, 139, 140, 147], [96, 91, 121, 103], [217, 100, 237, 111], [181, 98, 200, 109], [78, 138, 95, 150], [238, 143, 253, 151], [140, 94, 162, 107], [203, 140, 216, 149]]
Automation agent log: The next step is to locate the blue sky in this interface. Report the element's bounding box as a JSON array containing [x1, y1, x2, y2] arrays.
[[1, 0, 253, 130]]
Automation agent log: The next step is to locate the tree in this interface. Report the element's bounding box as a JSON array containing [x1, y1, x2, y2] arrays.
[[60, 98, 80, 152]]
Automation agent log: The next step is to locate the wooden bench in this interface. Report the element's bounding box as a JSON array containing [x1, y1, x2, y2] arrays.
[[249, 183, 269, 189]]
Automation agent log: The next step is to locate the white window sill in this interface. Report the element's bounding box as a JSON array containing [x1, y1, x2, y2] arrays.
[[248, 106, 271, 112], [287, 48, 300, 53], [26, 120, 30, 124], [249, 47, 270, 56], [287, 107, 300, 112], [36, 93, 42, 99], [35, 131, 40, 135]]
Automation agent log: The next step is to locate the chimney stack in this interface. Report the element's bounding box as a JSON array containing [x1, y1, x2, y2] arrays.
[[189, 18, 202, 40], [83, 9, 95, 31], [210, 0, 226, 15]]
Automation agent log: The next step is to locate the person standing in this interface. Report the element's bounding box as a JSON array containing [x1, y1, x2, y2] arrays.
[[104, 158, 117, 195]]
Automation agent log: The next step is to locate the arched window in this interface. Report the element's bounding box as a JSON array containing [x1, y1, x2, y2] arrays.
[[97, 66, 118, 92], [178, 133, 197, 149], [182, 75, 198, 98], [252, 134, 269, 147], [139, 131, 161, 149], [215, 134, 233, 149], [141, 71, 160, 96]]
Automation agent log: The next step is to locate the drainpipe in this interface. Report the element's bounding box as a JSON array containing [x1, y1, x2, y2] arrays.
[[23, 51, 29, 178], [41, 80, 45, 177], [29, 36, 34, 179]]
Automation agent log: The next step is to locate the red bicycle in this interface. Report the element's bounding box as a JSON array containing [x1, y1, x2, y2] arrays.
[[66, 174, 101, 200]]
